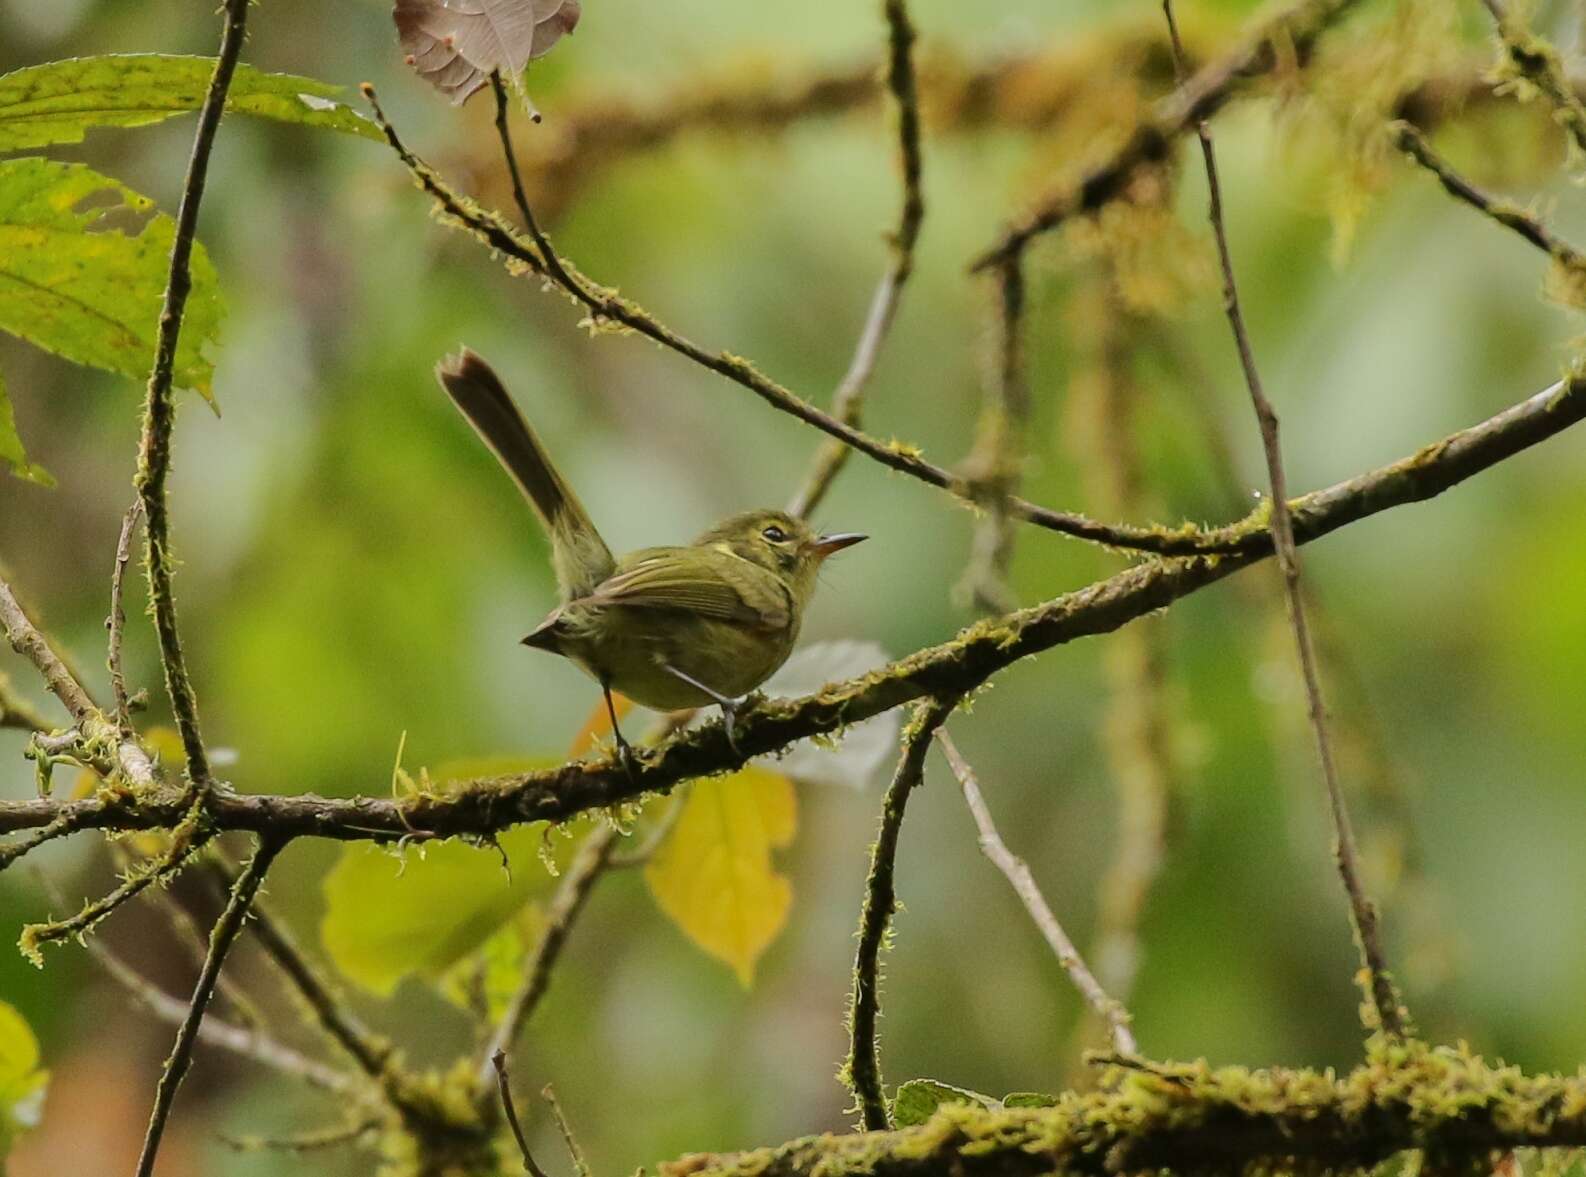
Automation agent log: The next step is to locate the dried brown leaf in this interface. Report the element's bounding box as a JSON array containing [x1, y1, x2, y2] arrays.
[[394, 0, 580, 109]]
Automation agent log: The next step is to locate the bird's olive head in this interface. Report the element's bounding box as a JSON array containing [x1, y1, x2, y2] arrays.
[[697, 509, 867, 599]]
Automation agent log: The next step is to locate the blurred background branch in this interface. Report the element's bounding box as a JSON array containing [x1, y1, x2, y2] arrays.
[[4, 0, 1586, 1173]]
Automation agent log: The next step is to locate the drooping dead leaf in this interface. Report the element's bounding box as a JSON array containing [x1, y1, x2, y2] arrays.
[[394, 0, 580, 111]]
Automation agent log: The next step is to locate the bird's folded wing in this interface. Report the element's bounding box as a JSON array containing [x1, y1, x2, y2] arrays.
[[587, 551, 789, 630]]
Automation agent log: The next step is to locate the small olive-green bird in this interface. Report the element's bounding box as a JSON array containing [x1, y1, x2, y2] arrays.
[[436, 349, 866, 763]]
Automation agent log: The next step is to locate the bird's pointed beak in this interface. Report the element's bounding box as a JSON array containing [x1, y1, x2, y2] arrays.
[[808, 532, 868, 560]]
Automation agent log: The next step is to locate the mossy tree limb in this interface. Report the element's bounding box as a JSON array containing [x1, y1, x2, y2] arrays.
[[1, 370, 1581, 848], [664, 1043, 1586, 1177]]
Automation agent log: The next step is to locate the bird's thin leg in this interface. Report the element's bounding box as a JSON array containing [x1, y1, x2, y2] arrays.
[[659, 663, 745, 756], [602, 680, 639, 779]]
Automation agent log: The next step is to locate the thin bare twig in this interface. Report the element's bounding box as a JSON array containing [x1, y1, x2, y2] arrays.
[[132, 0, 252, 793], [845, 694, 960, 1131], [102, 951, 349, 1093], [360, 83, 1249, 559], [1162, 0, 1403, 1037], [138, 850, 265, 1030], [491, 71, 597, 304], [134, 836, 284, 1177], [542, 1084, 591, 1177], [1392, 121, 1586, 268], [107, 499, 144, 729], [1, 370, 1584, 844], [477, 824, 618, 1085], [0, 805, 96, 875], [956, 256, 1029, 614], [788, 0, 926, 520], [936, 730, 1136, 1056], [492, 1050, 554, 1177]]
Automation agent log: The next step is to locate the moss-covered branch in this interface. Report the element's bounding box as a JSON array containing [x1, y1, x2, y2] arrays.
[[970, 0, 1364, 273], [1, 369, 1580, 848], [1393, 121, 1586, 275], [360, 84, 1248, 559], [1481, 0, 1586, 160], [845, 697, 959, 1131], [661, 1042, 1586, 1177], [132, 0, 248, 792]]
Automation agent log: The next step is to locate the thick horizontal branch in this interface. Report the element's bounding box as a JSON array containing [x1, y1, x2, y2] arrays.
[[660, 1043, 1586, 1177], [970, 0, 1363, 273], [1, 373, 1582, 843]]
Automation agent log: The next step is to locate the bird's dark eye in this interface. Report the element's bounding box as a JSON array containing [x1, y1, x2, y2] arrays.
[[762, 525, 788, 543]]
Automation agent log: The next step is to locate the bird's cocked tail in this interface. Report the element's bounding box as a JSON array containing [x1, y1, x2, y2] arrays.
[[436, 349, 616, 601]]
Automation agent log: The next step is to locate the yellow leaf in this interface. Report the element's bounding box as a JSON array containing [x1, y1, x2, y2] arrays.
[[643, 767, 797, 987]]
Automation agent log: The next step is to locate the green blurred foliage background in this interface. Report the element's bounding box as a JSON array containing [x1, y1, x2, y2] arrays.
[[2, 0, 1586, 1172]]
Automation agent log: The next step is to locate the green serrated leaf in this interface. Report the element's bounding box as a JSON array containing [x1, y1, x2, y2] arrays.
[[0, 157, 223, 399], [891, 1079, 999, 1128], [0, 55, 381, 151], [0, 1000, 49, 1164], [0, 368, 52, 485]]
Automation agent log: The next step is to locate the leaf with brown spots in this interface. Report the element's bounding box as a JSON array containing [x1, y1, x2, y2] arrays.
[[394, 0, 580, 112]]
